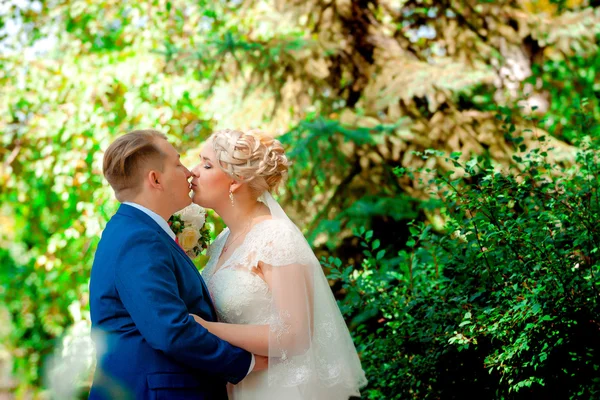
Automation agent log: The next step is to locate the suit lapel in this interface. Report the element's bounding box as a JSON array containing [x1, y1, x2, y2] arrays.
[[117, 204, 218, 321], [159, 228, 218, 321]]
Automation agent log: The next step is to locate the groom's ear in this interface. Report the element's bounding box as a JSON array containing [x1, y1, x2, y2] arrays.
[[148, 170, 162, 189]]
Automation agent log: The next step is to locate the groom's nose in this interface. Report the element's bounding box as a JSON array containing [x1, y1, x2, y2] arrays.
[[183, 166, 192, 178]]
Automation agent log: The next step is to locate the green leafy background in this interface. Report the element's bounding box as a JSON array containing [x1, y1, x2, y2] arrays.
[[1, 0, 600, 398]]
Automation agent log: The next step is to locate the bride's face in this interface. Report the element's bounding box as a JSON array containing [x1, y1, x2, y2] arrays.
[[190, 140, 231, 210]]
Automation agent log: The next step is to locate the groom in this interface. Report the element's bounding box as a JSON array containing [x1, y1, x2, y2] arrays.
[[89, 130, 263, 400]]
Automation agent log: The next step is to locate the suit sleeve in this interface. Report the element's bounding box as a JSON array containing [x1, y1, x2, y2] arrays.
[[114, 234, 252, 384]]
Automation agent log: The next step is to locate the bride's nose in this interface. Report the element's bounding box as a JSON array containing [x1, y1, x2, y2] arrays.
[[191, 164, 201, 177]]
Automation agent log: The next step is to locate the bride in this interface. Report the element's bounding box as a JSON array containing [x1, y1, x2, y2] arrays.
[[189, 129, 367, 399]]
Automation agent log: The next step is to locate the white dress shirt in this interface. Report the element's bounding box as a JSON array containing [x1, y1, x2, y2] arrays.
[[123, 202, 176, 240], [122, 202, 255, 375]]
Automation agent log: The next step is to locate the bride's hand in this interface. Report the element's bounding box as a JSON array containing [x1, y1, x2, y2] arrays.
[[189, 313, 210, 328]]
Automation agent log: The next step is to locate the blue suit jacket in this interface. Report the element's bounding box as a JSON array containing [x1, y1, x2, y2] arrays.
[[89, 204, 251, 400]]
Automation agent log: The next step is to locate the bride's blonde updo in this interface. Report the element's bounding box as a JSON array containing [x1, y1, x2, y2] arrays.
[[210, 128, 291, 196]]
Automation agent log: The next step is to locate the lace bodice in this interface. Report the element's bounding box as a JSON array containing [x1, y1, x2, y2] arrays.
[[201, 219, 304, 325]]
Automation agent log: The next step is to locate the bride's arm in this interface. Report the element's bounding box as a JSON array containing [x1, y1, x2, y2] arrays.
[[191, 261, 273, 356], [191, 261, 313, 357], [190, 315, 270, 356]]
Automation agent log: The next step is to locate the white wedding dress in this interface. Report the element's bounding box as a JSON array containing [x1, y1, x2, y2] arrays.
[[201, 192, 367, 400]]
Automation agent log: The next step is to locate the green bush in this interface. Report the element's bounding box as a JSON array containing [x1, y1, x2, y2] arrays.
[[329, 112, 600, 399]]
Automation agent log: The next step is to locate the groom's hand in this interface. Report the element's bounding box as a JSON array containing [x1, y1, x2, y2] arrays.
[[252, 355, 268, 372]]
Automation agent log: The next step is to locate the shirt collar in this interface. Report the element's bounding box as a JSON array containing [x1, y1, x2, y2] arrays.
[[122, 202, 176, 241]]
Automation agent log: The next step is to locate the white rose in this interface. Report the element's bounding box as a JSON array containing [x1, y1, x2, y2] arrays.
[[178, 227, 201, 251], [190, 212, 206, 229], [180, 204, 206, 228]]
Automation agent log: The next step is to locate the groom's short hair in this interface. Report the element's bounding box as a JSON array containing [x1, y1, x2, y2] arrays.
[[103, 129, 168, 201]]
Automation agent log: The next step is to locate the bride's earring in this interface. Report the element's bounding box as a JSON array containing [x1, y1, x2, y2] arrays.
[[229, 190, 234, 207]]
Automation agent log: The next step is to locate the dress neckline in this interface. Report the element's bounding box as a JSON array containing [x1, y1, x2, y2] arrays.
[[208, 218, 276, 279]]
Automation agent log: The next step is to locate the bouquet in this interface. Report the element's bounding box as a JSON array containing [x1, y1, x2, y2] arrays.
[[168, 203, 211, 258]]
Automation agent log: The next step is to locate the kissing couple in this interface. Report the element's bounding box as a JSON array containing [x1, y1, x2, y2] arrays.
[[88, 129, 367, 400]]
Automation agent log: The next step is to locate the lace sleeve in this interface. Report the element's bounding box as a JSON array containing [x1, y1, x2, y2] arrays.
[[249, 222, 315, 388], [243, 220, 312, 268]]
